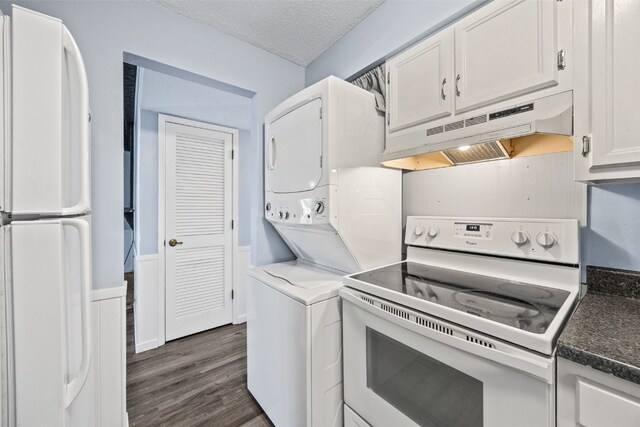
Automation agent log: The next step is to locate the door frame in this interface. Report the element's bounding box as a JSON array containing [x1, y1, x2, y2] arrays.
[[157, 113, 239, 346]]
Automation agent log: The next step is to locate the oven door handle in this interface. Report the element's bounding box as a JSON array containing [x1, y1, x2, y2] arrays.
[[340, 287, 554, 384]]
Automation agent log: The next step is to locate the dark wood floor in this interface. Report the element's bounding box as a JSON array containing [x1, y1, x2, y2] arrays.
[[125, 273, 272, 427]]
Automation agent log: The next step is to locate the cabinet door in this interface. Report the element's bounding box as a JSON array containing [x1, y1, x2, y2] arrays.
[[454, 0, 558, 114], [590, 0, 640, 168], [387, 29, 453, 132], [558, 358, 640, 427]]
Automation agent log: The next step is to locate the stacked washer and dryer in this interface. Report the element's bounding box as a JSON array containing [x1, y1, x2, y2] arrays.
[[247, 76, 402, 427]]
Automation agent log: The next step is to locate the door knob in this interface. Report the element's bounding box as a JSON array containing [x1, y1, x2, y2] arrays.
[[168, 239, 183, 247]]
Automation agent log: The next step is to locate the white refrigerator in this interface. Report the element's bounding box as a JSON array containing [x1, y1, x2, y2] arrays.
[[0, 5, 94, 426]]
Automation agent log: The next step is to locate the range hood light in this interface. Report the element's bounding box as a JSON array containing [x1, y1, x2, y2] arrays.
[[442, 140, 510, 165]]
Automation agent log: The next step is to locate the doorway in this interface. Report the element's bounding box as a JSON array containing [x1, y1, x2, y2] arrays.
[[123, 63, 137, 347], [123, 58, 254, 353]]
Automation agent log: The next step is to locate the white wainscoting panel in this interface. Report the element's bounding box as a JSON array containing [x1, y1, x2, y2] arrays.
[[134, 255, 160, 353], [403, 152, 586, 224], [91, 285, 127, 426], [234, 246, 251, 324]]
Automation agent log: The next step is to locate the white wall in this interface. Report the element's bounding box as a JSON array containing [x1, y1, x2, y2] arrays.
[[136, 110, 159, 256], [305, 0, 486, 85], [1, 0, 303, 289], [404, 153, 586, 222]]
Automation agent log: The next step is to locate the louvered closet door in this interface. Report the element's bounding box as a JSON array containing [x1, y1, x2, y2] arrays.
[[165, 121, 233, 341]]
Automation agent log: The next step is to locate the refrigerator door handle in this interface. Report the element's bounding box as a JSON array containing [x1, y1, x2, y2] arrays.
[[63, 218, 92, 408], [61, 28, 91, 216]]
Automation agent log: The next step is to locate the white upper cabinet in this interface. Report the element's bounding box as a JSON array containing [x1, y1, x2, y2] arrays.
[[387, 29, 453, 132], [590, 0, 640, 168], [454, 0, 559, 114], [574, 0, 640, 181], [383, 0, 571, 159]]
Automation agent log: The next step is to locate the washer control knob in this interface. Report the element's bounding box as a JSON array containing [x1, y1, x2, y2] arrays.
[[427, 226, 439, 238], [265, 202, 272, 212], [314, 201, 325, 214], [511, 231, 530, 246], [278, 211, 284, 220], [284, 211, 290, 220], [536, 232, 558, 249], [414, 225, 425, 236]]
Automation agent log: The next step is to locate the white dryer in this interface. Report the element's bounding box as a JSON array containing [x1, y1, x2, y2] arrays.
[[248, 76, 402, 427], [264, 75, 401, 272]]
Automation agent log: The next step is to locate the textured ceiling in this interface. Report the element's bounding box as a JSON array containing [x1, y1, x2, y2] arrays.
[[149, 0, 387, 66]]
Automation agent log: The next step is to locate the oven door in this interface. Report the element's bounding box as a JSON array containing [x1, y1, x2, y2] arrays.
[[341, 288, 555, 427]]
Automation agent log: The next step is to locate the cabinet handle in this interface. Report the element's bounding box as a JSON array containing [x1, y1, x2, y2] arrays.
[[441, 78, 447, 100], [582, 135, 591, 156], [455, 74, 461, 97]]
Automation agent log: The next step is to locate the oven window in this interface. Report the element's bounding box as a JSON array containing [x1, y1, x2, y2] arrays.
[[366, 328, 483, 427]]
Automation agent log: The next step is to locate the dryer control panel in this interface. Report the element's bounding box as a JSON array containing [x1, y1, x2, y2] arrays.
[[265, 189, 330, 225]]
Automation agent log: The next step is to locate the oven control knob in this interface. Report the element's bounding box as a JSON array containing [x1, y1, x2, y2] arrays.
[[511, 231, 530, 246], [427, 226, 439, 238], [414, 225, 425, 236], [536, 232, 558, 249], [313, 201, 325, 214]]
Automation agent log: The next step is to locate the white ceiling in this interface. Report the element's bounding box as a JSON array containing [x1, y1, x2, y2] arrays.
[[149, 0, 387, 66]]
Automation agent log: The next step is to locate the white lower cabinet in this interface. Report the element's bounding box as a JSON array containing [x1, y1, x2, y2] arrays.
[[557, 358, 640, 427]]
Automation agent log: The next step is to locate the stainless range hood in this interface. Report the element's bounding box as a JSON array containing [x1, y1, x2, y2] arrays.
[[382, 91, 573, 170]]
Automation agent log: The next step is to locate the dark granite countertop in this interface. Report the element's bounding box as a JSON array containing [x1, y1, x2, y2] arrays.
[[557, 266, 640, 384]]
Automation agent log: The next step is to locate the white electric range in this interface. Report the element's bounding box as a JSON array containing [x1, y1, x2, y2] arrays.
[[340, 216, 580, 427]]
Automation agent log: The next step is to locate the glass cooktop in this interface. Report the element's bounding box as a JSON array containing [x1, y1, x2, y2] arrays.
[[350, 261, 571, 334]]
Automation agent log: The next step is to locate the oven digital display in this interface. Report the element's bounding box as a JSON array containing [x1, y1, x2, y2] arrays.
[[466, 224, 481, 232]]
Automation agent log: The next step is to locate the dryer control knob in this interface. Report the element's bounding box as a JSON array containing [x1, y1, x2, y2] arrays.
[[284, 211, 290, 220], [265, 202, 272, 212], [414, 225, 425, 236], [427, 226, 439, 238], [536, 232, 558, 249], [278, 211, 284, 220], [314, 201, 325, 214], [511, 231, 530, 246]]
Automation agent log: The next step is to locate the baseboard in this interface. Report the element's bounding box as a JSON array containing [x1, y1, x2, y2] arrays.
[[233, 313, 247, 325], [135, 338, 159, 354]]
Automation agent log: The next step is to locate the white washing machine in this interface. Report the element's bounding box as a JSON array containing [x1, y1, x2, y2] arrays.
[[248, 76, 402, 427], [247, 261, 344, 427]]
